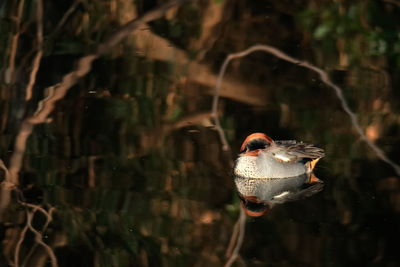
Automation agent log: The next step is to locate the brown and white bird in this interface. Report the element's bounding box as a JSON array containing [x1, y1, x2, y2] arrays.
[[233, 133, 325, 217]]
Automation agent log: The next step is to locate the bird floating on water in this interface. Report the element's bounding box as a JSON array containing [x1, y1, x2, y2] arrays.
[[233, 133, 325, 217]]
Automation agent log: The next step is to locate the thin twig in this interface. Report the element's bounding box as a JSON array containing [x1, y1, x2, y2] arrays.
[[51, 0, 82, 36], [1, 3, 194, 264], [14, 224, 29, 267], [24, 206, 58, 267], [1, 0, 192, 221], [212, 44, 400, 176], [25, 0, 44, 101], [6, 0, 25, 83], [28, 0, 192, 125], [5, 0, 192, 190], [215, 43, 400, 266], [211, 53, 232, 154], [20, 202, 54, 217], [13, 198, 57, 267], [224, 209, 246, 267], [225, 210, 241, 258]]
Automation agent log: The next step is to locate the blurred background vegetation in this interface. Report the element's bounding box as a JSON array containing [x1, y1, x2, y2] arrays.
[[0, 0, 399, 266]]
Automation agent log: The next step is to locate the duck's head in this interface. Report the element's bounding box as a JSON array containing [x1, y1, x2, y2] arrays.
[[238, 194, 271, 217], [240, 133, 273, 154]]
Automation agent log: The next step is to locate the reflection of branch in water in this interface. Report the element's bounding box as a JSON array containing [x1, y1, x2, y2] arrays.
[[8, 122, 33, 185], [210, 47, 247, 266], [51, 0, 82, 36], [0, 159, 15, 237], [1, 0, 192, 265], [224, 208, 246, 267], [28, 0, 192, 125], [2, 0, 194, 218], [214, 43, 400, 266], [14, 222, 28, 267], [22, 204, 56, 267], [2, 0, 192, 191], [5, 0, 26, 84], [212, 44, 400, 176], [0, 159, 13, 186], [211, 55, 231, 153], [25, 0, 44, 101], [14, 202, 57, 267]]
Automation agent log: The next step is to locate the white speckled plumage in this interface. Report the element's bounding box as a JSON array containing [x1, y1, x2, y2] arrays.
[[234, 150, 307, 178], [233, 133, 324, 217], [233, 133, 324, 179]]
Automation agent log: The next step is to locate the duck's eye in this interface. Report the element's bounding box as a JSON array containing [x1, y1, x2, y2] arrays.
[[244, 201, 269, 212], [246, 139, 269, 152]]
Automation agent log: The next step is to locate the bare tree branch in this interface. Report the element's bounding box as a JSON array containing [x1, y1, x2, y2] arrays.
[[212, 44, 400, 176], [16, 205, 58, 267], [8, 121, 33, 184], [14, 223, 28, 267], [51, 0, 82, 36], [28, 0, 193, 125], [25, 0, 44, 101], [6, 0, 25, 84], [214, 42, 400, 266], [4, 0, 193, 188], [1, 4, 195, 265], [25, 206, 57, 267]]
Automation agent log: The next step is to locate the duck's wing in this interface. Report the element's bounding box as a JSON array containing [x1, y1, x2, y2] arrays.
[[270, 178, 324, 204], [268, 140, 325, 164]]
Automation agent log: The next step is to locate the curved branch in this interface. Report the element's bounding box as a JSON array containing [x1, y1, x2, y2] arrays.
[[25, 207, 58, 267], [212, 44, 400, 176]]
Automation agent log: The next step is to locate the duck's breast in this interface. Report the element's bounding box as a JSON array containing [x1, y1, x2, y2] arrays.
[[234, 151, 306, 178]]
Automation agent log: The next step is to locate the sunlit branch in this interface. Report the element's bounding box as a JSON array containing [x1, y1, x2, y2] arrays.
[[6, 0, 25, 84], [11, 195, 57, 267], [24, 207, 58, 267], [14, 223, 28, 267], [1, 2, 194, 264], [20, 202, 54, 218], [0, 159, 12, 184], [8, 122, 33, 185], [28, 0, 193, 125], [210, 58, 246, 264], [1, 0, 194, 221], [211, 53, 231, 153], [0, 160, 16, 221], [212, 44, 400, 176], [25, 0, 44, 101], [214, 42, 400, 266], [4, 0, 193, 189]]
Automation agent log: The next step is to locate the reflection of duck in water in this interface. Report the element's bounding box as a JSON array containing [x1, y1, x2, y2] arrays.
[[233, 133, 325, 217]]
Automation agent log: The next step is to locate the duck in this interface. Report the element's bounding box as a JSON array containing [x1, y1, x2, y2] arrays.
[[233, 133, 324, 217]]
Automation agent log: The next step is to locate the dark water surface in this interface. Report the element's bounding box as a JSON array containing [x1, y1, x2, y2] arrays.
[[0, 1, 400, 266]]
